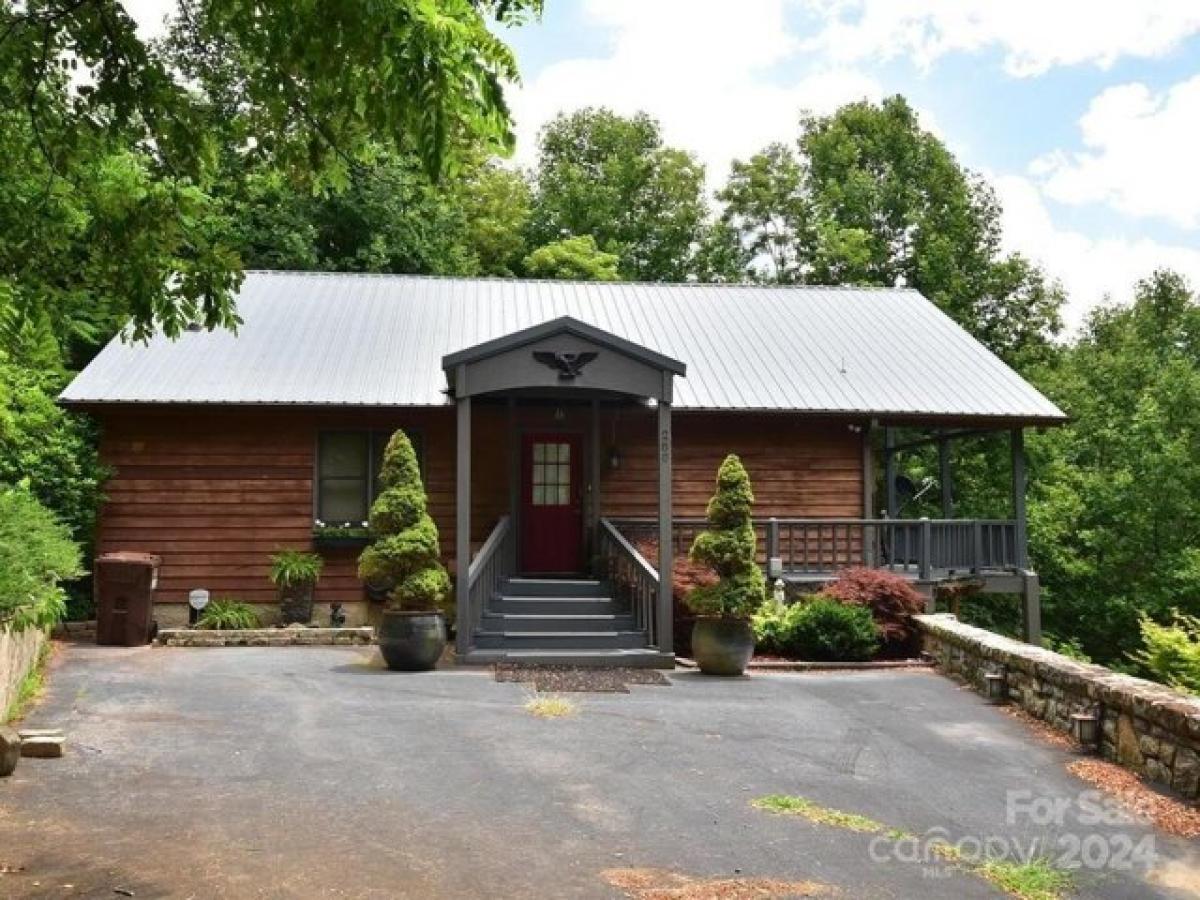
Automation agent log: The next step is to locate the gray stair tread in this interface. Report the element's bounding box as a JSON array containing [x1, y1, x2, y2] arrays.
[[484, 619, 624, 624], [506, 578, 602, 586], [476, 630, 640, 638]]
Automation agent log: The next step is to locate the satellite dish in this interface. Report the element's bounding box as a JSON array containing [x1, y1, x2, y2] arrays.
[[894, 474, 917, 498]]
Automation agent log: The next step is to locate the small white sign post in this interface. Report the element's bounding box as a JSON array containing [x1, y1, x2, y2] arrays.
[[188, 589, 210, 625]]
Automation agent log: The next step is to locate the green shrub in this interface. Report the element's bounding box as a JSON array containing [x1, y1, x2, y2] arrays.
[[1129, 612, 1200, 694], [358, 430, 451, 612], [196, 599, 260, 630], [752, 603, 794, 655], [268, 549, 323, 586], [685, 454, 766, 619], [755, 598, 878, 661], [819, 567, 925, 647], [0, 486, 82, 630], [790, 599, 879, 661]]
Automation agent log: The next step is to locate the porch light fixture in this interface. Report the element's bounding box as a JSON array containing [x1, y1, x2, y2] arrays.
[[1070, 707, 1102, 750], [608, 447, 621, 470], [983, 666, 1008, 703], [553, 405, 566, 422]]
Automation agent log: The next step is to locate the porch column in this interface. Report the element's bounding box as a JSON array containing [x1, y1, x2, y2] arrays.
[[883, 426, 897, 517], [939, 436, 954, 518], [1011, 428, 1028, 570], [455, 389, 472, 655], [657, 398, 674, 655], [590, 399, 602, 555], [862, 421, 875, 565]]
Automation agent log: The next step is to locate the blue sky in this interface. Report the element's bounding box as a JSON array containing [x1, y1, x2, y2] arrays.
[[501, 1, 1200, 330]]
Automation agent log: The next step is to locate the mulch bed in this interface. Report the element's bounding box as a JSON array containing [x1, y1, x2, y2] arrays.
[[495, 664, 671, 693], [1067, 759, 1200, 839]]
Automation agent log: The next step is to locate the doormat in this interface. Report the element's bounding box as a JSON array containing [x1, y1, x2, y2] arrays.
[[495, 664, 671, 693]]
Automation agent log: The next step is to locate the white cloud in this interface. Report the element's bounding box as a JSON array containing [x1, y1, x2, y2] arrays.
[[994, 174, 1200, 332], [508, 0, 882, 186], [806, 1, 1200, 76], [1031, 76, 1200, 229]]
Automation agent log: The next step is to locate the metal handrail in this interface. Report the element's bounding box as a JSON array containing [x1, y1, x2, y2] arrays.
[[597, 517, 660, 647]]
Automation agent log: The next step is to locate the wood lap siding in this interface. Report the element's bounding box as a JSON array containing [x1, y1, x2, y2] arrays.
[[94, 406, 864, 606], [599, 412, 863, 519]]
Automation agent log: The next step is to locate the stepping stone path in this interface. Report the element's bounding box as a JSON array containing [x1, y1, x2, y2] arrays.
[[18, 728, 64, 759]]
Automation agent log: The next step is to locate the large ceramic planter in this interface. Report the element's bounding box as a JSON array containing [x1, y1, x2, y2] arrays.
[[692, 617, 755, 676], [279, 582, 315, 625], [377, 610, 446, 672]]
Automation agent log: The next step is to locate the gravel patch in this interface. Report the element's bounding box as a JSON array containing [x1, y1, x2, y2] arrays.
[[495, 663, 671, 692]]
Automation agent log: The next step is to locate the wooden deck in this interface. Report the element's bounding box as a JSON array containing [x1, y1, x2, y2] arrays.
[[612, 516, 1028, 589]]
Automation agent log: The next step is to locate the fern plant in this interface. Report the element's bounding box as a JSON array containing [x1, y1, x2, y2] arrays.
[[197, 599, 261, 630], [268, 549, 324, 586], [1130, 611, 1200, 694]]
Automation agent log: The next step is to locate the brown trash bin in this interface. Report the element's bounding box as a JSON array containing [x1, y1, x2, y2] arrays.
[[95, 552, 162, 646]]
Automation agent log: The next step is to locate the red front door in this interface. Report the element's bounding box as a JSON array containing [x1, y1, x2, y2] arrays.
[[521, 432, 584, 574]]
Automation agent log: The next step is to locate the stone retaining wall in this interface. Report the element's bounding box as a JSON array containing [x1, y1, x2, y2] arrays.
[[158, 627, 374, 647], [916, 614, 1200, 801], [1, 626, 47, 718]]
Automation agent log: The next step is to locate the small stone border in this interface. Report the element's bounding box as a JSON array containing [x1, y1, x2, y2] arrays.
[[157, 627, 374, 647], [674, 657, 932, 672]]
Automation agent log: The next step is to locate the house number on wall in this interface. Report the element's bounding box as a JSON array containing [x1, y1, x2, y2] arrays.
[[659, 427, 671, 464]]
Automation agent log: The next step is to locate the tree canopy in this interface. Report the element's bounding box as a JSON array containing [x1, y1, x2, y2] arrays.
[[527, 108, 712, 281], [718, 96, 1063, 366]]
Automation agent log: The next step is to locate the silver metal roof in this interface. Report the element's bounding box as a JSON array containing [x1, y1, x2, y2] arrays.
[[61, 271, 1065, 421]]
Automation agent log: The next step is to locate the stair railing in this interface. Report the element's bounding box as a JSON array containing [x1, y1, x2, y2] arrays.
[[466, 515, 514, 645], [597, 517, 659, 647]]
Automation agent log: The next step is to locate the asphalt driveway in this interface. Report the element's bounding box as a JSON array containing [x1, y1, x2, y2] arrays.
[[1, 644, 1196, 899]]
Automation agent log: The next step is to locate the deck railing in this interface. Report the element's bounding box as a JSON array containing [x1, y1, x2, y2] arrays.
[[465, 515, 515, 640], [597, 517, 660, 646], [610, 517, 1021, 580]]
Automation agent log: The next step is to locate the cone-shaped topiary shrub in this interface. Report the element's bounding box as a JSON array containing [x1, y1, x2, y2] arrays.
[[358, 431, 451, 612], [685, 454, 766, 619]]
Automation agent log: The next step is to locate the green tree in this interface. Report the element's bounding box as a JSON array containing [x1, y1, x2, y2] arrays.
[[528, 108, 709, 281], [717, 143, 813, 284], [1028, 270, 1200, 664], [523, 235, 619, 281], [1, 0, 538, 341], [358, 431, 451, 612], [718, 97, 1063, 365], [460, 162, 532, 276], [686, 455, 766, 618]]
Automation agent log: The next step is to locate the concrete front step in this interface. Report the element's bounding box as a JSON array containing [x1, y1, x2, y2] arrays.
[[480, 613, 635, 632], [461, 648, 675, 668], [472, 630, 649, 650], [501, 578, 606, 598]]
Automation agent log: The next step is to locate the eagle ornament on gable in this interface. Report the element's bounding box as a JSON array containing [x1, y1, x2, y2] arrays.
[[532, 350, 598, 380]]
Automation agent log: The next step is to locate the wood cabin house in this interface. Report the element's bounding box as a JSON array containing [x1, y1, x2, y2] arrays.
[[62, 272, 1066, 666]]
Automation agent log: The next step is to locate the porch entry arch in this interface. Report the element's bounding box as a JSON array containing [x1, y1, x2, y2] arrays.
[[441, 316, 686, 657]]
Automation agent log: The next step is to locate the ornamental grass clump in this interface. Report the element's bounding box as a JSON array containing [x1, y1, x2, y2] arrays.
[[358, 430, 450, 612], [685, 454, 765, 620]]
